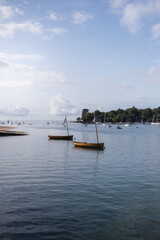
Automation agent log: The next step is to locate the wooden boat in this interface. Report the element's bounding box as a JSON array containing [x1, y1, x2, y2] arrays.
[[72, 141, 104, 149], [72, 112, 105, 150], [48, 115, 73, 140], [48, 135, 73, 140]]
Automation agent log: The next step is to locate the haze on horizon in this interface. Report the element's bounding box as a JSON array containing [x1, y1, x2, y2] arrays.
[[0, 0, 160, 120]]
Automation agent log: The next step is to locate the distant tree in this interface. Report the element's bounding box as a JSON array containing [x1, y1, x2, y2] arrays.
[[127, 106, 139, 122], [83, 112, 94, 122], [142, 108, 153, 122], [77, 106, 160, 124], [152, 107, 160, 122], [81, 109, 89, 121], [108, 110, 116, 122], [94, 110, 102, 122]]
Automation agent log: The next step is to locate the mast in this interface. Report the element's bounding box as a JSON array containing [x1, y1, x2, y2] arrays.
[[66, 114, 69, 136], [94, 112, 99, 143]]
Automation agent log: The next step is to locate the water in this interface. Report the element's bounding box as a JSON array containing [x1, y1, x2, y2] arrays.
[[0, 123, 160, 240]]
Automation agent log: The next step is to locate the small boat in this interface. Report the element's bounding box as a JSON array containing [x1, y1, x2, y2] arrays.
[[72, 112, 104, 150], [116, 126, 122, 129], [124, 123, 131, 127], [103, 114, 107, 126], [72, 141, 104, 150], [48, 135, 73, 140], [48, 115, 73, 140]]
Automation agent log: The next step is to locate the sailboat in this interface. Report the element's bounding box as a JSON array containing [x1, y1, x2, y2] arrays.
[[103, 113, 107, 126], [48, 115, 73, 140], [72, 112, 104, 150]]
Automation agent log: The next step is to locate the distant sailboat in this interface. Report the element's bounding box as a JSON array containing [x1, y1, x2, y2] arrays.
[[48, 115, 73, 140], [103, 113, 107, 126]]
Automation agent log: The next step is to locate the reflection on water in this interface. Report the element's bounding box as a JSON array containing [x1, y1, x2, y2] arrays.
[[93, 151, 100, 186], [0, 123, 160, 240]]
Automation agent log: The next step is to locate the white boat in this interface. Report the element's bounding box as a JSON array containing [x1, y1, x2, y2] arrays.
[[151, 122, 160, 125], [124, 123, 131, 127]]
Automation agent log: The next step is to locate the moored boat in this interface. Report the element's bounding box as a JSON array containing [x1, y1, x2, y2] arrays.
[[116, 126, 122, 129], [72, 112, 104, 150], [48, 115, 73, 140], [72, 141, 104, 149], [48, 135, 73, 140], [124, 123, 131, 127]]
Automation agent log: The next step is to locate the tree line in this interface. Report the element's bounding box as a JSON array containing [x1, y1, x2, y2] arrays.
[[76, 106, 160, 123]]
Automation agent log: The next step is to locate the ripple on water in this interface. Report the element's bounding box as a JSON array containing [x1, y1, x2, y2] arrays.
[[0, 124, 160, 239]]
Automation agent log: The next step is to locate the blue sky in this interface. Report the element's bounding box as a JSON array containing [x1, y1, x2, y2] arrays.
[[0, 0, 160, 120]]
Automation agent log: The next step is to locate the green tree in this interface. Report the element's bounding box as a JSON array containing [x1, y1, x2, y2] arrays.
[[81, 109, 89, 121], [83, 112, 94, 122], [152, 107, 160, 122], [142, 108, 153, 122], [94, 110, 102, 122]]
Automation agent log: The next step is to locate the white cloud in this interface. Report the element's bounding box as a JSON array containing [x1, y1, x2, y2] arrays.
[[49, 95, 77, 116], [14, 7, 23, 16], [24, 1, 29, 5], [151, 23, 160, 39], [0, 105, 29, 116], [118, 82, 136, 89], [0, 59, 9, 68], [48, 11, 58, 20], [37, 70, 66, 83], [109, 0, 127, 9], [48, 27, 68, 35], [0, 81, 34, 88], [0, 4, 23, 19], [109, 0, 160, 34], [147, 64, 160, 84], [72, 11, 93, 25], [0, 52, 44, 61], [121, 1, 154, 34], [0, 59, 67, 88], [0, 21, 43, 38]]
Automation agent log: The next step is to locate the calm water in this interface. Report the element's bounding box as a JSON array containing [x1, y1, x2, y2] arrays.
[[0, 123, 160, 240]]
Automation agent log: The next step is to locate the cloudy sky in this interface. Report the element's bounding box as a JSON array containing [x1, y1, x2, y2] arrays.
[[0, 0, 160, 120]]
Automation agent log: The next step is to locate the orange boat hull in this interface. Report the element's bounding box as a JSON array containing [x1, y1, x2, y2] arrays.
[[72, 141, 104, 150]]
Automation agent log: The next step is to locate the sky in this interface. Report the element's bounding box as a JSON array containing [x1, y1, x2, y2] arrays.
[[0, 0, 160, 120]]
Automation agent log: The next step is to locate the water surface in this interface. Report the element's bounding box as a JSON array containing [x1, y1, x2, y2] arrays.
[[0, 123, 160, 239]]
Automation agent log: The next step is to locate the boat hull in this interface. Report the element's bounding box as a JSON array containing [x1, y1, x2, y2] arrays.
[[72, 141, 104, 150], [48, 135, 73, 140], [0, 130, 28, 136]]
